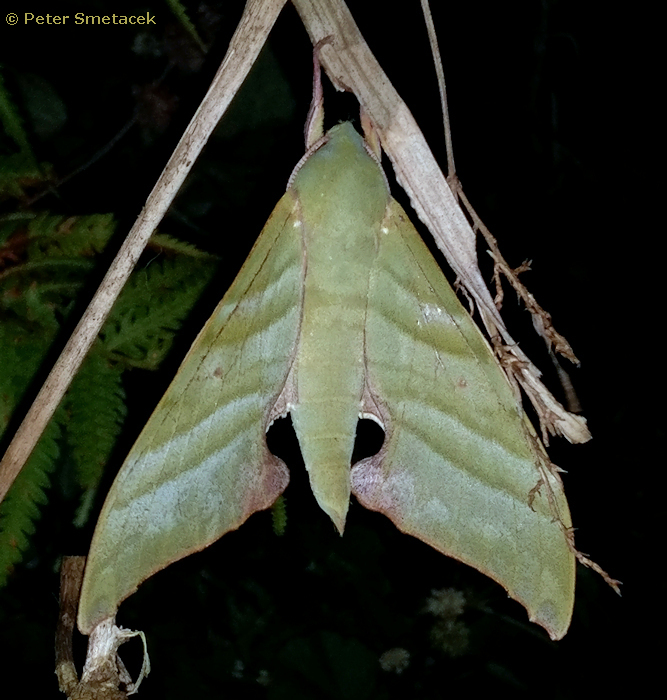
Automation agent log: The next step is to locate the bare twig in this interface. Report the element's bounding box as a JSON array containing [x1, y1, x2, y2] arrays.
[[418, 0, 587, 439], [458, 186, 580, 365], [57, 556, 152, 699], [420, 0, 580, 370], [56, 557, 86, 697], [420, 0, 455, 178]]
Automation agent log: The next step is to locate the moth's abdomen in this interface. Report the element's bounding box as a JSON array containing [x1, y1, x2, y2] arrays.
[[289, 123, 390, 532]]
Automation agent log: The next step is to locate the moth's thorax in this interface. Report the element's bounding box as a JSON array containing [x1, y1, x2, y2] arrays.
[[292, 123, 389, 258]]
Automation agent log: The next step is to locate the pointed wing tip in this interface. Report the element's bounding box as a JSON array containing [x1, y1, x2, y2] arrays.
[[78, 600, 118, 637], [535, 616, 570, 641], [526, 596, 573, 641]]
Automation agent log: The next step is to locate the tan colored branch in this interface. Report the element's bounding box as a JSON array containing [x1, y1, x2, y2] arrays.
[[56, 557, 86, 697]]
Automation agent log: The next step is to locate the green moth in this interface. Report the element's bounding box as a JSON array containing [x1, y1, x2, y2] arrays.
[[77, 120, 575, 641]]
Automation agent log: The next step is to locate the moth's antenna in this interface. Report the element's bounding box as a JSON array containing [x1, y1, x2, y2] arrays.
[[305, 36, 334, 149], [421, 0, 456, 179]]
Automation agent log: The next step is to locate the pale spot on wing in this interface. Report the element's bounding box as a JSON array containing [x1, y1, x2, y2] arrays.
[[421, 303, 448, 324], [423, 496, 451, 522]]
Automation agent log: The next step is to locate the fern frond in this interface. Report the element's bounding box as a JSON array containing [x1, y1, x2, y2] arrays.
[[0, 317, 62, 587], [149, 233, 218, 260], [1, 214, 115, 329], [0, 68, 47, 197], [64, 351, 126, 526], [0, 417, 61, 587], [100, 256, 216, 369], [165, 0, 207, 52], [26, 213, 115, 261], [0, 319, 54, 413], [271, 495, 287, 536]]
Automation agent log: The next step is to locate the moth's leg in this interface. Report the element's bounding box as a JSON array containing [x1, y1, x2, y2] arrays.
[[360, 108, 381, 161]]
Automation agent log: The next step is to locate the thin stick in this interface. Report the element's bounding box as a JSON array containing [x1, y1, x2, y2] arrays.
[[55, 556, 86, 696], [420, 0, 579, 364], [420, 0, 456, 178], [456, 186, 580, 363], [0, 0, 288, 505]]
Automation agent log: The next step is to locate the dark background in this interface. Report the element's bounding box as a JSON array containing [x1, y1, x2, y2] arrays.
[[0, 1, 653, 697]]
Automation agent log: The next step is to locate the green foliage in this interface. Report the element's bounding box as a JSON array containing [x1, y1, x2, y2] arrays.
[[64, 353, 126, 527], [23, 212, 114, 259], [0, 68, 50, 198], [0, 416, 61, 587], [0, 213, 115, 331], [164, 0, 206, 53], [150, 232, 219, 260], [271, 495, 287, 536], [0, 298, 66, 588], [101, 254, 217, 369], [0, 76, 219, 587]]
